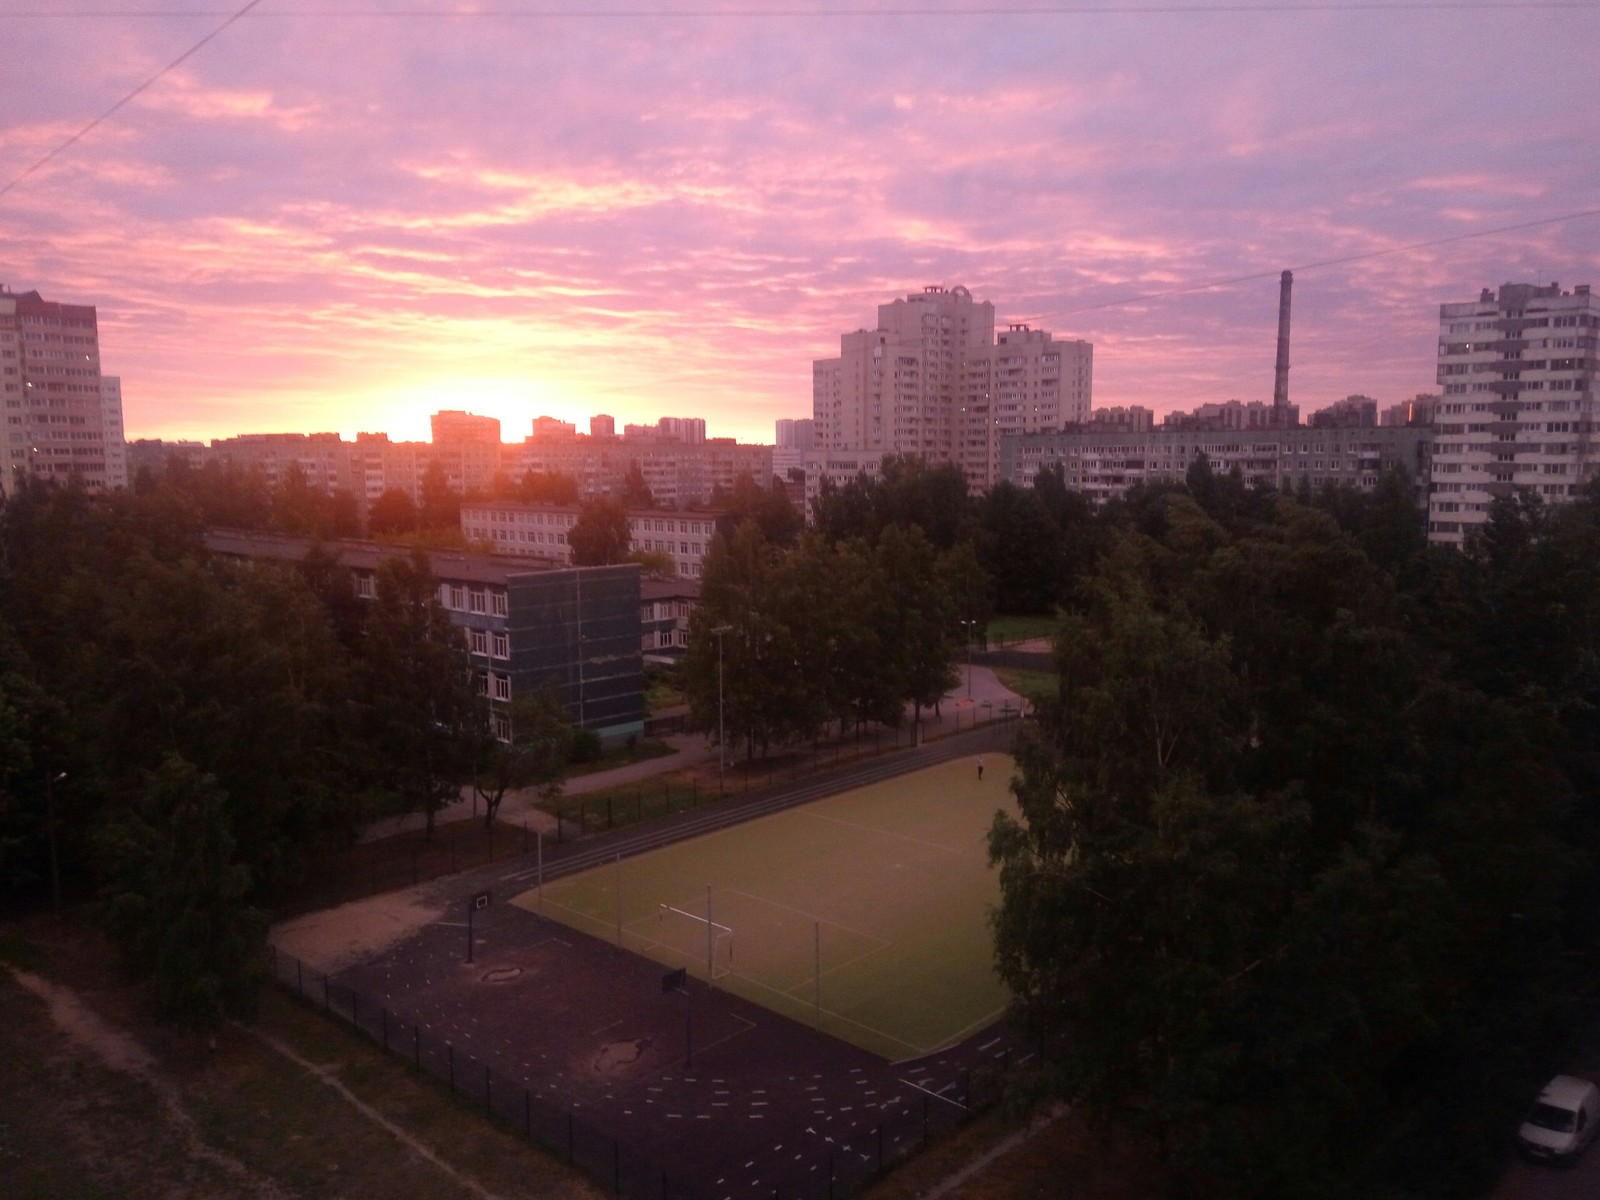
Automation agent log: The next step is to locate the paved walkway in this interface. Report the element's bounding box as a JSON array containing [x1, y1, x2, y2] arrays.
[[360, 666, 1025, 844]]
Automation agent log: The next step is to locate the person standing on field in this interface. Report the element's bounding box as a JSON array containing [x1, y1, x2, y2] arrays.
[[977, 756, 985, 781]]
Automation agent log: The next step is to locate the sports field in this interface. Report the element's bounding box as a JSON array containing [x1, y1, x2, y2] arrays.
[[510, 754, 1016, 1061]]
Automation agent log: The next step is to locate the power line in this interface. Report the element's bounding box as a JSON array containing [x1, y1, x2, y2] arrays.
[[0, 0, 266, 201], [5, 2, 1597, 15], [1019, 205, 1600, 323]]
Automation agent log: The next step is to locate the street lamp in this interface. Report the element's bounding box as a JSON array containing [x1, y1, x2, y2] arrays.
[[712, 624, 732, 788], [959, 619, 977, 700]]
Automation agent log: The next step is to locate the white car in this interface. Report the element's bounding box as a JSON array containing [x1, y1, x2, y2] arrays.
[[1518, 1075, 1600, 1163]]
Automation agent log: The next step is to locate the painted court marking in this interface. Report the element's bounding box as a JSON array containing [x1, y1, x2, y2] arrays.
[[798, 809, 968, 858]]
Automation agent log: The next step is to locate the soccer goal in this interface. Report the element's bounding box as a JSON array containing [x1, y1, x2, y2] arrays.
[[658, 903, 735, 979]]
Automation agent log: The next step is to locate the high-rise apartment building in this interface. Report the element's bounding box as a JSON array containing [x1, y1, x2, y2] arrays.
[[812, 285, 1091, 491], [0, 287, 125, 493], [431, 409, 501, 445], [1430, 282, 1598, 544], [101, 375, 128, 490]]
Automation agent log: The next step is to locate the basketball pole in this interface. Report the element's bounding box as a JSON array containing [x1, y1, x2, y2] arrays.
[[706, 885, 714, 984], [814, 921, 821, 1030]]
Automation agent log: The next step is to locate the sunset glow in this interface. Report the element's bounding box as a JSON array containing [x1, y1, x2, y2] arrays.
[[3, 1, 1596, 445]]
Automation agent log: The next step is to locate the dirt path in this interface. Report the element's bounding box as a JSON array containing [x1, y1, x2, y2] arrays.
[[236, 1022, 507, 1200], [5, 964, 292, 1200], [919, 1103, 1069, 1199]]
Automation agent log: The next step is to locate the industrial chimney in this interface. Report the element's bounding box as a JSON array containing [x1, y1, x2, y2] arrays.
[[1272, 270, 1292, 422]]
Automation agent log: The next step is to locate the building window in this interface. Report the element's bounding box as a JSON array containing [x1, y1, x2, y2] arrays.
[[355, 574, 375, 599], [469, 588, 486, 614], [492, 631, 509, 659], [469, 628, 488, 655], [492, 713, 511, 742], [492, 673, 511, 701], [474, 671, 489, 696], [449, 585, 465, 610], [490, 590, 508, 617]]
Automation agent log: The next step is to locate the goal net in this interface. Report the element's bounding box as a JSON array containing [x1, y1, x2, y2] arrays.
[[657, 903, 735, 979]]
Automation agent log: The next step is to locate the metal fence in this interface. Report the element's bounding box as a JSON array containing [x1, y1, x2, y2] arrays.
[[266, 944, 1010, 1200]]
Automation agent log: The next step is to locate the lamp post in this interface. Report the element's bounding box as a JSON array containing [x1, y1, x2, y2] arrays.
[[959, 619, 976, 700], [712, 624, 732, 788]]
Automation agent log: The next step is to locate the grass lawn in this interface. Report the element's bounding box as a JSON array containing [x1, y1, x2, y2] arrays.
[[0, 917, 600, 1200], [985, 614, 1060, 644], [513, 754, 1017, 1061], [992, 666, 1056, 708]]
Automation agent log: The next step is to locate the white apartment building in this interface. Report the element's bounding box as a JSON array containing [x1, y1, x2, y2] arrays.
[[1, 288, 125, 494], [101, 375, 128, 490], [1002, 424, 1431, 505], [460, 502, 726, 578], [812, 285, 1092, 492], [773, 417, 814, 482], [1429, 282, 1598, 544]]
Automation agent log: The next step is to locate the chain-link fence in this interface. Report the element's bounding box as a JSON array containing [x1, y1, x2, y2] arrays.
[[266, 944, 1012, 1200]]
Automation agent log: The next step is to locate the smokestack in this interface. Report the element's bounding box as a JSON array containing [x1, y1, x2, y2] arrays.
[[1273, 270, 1292, 417]]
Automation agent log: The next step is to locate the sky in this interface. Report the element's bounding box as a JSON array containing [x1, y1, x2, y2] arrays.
[[2, 1, 1597, 446]]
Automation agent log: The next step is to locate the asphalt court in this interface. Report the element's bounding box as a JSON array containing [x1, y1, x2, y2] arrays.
[[511, 753, 1016, 1060]]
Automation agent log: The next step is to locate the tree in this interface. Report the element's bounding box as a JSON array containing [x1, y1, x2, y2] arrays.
[[367, 488, 418, 537], [474, 687, 572, 831], [975, 481, 1064, 614], [568, 497, 632, 566], [619, 461, 655, 509], [720, 472, 803, 547], [988, 497, 1588, 1199], [876, 524, 959, 731], [358, 552, 480, 838], [418, 460, 461, 530], [518, 470, 580, 505], [96, 755, 266, 1030]]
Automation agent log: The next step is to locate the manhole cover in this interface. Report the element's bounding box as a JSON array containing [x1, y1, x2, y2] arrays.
[[481, 966, 523, 984]]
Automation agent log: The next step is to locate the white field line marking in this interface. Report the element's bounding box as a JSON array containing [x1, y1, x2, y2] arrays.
[[237, 1022, 507, 1200], [714, 969, 924, 1058], [717, 888, 890, 947], [899, 1076, 967, 1111], [798, 810, 966, 857]]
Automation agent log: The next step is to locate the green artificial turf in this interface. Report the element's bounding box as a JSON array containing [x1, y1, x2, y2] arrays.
[[512, 755, 1017, 1061]]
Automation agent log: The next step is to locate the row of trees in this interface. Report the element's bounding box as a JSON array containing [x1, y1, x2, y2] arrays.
[[0, 482, 571, 1028], [679, 517, 990, 758], [990, 473, 1600, 1198]]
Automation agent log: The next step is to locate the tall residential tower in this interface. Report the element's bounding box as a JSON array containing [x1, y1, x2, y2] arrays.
[[812, 285, 1091, 491], [1, 288, 125, 494], [1429, 282, 1598, 544]]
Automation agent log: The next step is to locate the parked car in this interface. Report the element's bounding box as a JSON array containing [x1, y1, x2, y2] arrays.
[[1518, 1075, 1600, 1163]]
